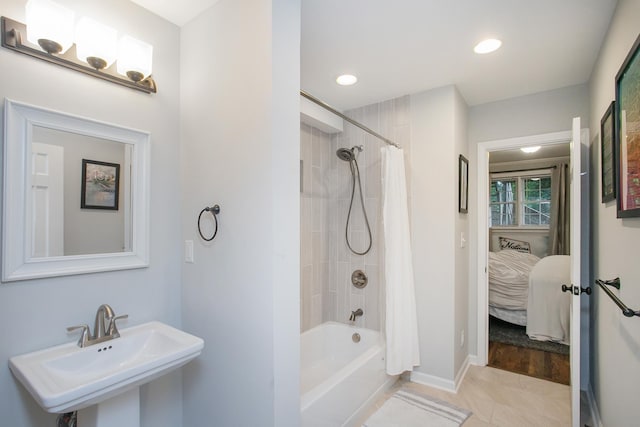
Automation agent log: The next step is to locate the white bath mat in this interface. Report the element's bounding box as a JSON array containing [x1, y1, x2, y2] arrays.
[[363, 386, 471, 427]]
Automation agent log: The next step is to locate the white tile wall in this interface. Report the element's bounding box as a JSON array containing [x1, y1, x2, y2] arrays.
[[300, 95, 411, 333]]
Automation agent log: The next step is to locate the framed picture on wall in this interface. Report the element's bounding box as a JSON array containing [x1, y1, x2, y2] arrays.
[[615, 33, 640, 217], [600, 101, 616, 203], [459, 155, 469, 214], [81, 159, 120, 210]]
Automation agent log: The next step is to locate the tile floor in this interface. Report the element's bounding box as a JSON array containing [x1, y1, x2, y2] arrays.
[[359, 365, 571, 427]]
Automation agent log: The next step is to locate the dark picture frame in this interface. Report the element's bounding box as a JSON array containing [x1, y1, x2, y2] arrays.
[[459, 155, 469, 214], [81, 159, 120, 210], [615, 33, 640, 218], [600, 101, 616, 203]]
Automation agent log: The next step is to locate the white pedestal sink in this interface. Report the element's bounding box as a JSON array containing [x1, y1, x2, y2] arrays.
[[9, 321, 204, 427]]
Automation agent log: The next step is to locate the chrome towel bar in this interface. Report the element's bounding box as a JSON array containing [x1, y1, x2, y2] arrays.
[[595, 278, 640, 318]]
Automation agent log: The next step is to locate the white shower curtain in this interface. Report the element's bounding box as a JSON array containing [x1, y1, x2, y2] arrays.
[[381, 146, 420, 375]]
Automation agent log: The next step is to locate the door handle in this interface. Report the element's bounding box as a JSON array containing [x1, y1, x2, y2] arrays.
[[561, 284, 592, 295]]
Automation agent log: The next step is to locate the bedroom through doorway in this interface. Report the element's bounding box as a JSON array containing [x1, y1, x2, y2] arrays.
[[486, 142, 571, 385]]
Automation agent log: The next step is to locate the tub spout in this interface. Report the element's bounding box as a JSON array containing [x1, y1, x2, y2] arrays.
[[349, 308, 363, 322]]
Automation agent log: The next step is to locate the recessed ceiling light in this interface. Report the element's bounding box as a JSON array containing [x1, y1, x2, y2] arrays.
[[474, 38, 502, 54], [520, 146, 541, 153], [336, 74, 357, 86]]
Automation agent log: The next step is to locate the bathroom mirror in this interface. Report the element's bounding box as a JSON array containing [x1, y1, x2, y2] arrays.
[[2, 99, 150, 281]]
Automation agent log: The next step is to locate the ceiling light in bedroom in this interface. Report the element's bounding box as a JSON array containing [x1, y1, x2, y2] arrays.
[[520, 146, 541, 153], [474, 38, 502, 54], [336, 74, 358, 86]]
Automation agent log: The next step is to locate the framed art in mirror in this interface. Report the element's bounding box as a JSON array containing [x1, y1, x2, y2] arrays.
[[2, 99, 150, 281], [615, 33, 640, 218], [81, 159, 121, 210]]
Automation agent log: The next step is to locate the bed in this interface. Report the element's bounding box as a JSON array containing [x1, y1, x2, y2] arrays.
[[526, 255, 571, 344], [488, 249, 540, 326], [488, 248, 571, 344]]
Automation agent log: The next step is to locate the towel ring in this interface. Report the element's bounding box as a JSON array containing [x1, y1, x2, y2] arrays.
[[198, 204, 220, 241]]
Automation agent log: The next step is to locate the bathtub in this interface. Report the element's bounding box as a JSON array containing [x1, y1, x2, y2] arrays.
[[300, 321, 397, 426]]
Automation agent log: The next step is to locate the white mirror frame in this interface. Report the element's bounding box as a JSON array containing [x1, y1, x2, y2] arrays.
[[2, 99, 150, 281]]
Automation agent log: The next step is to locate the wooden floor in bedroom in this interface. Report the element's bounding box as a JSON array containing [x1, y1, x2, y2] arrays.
[[488, 341, 570, 385]]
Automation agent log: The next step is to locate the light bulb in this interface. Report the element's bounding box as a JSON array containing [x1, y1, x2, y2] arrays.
[[25, 0, 75, 54], [75, 17, 117, 70], [117, 35, 153, 82], [336, 74, 358, 86], [474, 39, 502, 54]]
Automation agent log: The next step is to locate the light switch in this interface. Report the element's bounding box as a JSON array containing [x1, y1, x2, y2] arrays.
[[460, 232, 466, 248], [185, 240, 194, 263]]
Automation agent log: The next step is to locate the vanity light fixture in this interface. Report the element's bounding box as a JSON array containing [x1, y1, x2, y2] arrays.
[[474, 38, 502, 54], [336, 74, 358, 86], [520, 146, 541, 153], [0, 0, 156, 93]]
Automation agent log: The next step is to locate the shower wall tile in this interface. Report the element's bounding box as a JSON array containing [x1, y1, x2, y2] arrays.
[[365, 159, 381, 200], [349, 231, 366, 263], [311, 129, 322, 168], [311, 197, 322, 232], [363, 264, 379, 331], [323, 291, 337, 323], [301, 125, 313, 196], [301, 264, 312, 332], [311, 294, 322, 328], [328, 262, 337, 292]]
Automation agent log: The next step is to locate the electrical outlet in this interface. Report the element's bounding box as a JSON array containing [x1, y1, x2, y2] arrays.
[[460, 330, 465, 348]]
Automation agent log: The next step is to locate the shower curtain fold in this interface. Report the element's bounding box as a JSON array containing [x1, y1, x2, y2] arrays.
[[381, 146, 420, 375]]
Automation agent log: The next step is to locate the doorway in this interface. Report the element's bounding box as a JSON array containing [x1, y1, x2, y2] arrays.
[[485, 141, 571, 384]]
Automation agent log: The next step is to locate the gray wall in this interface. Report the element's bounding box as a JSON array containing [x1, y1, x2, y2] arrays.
[[467, 84, 590, 356], [180, 0, 301, 425], [588, 0, 640, 424], [410, 85, 468, 386], [0, 1, 182, 427]]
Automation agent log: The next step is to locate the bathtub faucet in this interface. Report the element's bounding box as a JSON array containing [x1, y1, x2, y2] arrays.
[[349, 308, 363, 322]]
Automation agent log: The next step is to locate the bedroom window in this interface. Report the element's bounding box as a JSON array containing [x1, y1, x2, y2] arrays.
[[490, 171, 552, 227]]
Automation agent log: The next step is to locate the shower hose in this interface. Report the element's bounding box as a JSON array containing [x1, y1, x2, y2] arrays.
[[345, 155, 373, 255]]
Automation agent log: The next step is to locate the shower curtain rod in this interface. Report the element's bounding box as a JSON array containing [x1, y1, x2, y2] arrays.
[[300, 90, 400, 148]]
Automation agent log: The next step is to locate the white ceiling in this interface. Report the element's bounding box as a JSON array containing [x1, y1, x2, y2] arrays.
[[132, 0, 618, 111], [301, 0, 618, 110], [130, 0, 221, 27]]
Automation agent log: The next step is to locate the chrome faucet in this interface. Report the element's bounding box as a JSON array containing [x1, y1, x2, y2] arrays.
[[94, 304, 115, 340], [67, 304, 128, 348], [349, 308, 363, 322]]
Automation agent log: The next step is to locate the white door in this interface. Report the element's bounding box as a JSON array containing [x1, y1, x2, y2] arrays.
[[568, 117, 588, 427], [30, 142, 64, 257]]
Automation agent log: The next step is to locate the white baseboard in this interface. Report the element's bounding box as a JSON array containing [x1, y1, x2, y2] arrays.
[[410, 371, 456, 393], [586, 385, 602, 427], [468, 354, 482, 366], [410, 356, 471, 394], [453, 356, 471, 392]]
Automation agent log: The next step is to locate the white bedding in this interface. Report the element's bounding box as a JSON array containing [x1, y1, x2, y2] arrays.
[[488, 250, 540, 311], [526, 255, 571, 344]]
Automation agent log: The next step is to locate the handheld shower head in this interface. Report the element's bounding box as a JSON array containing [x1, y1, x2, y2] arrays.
[[336, 148, 355, 162], [336, 145, 363, 162]]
